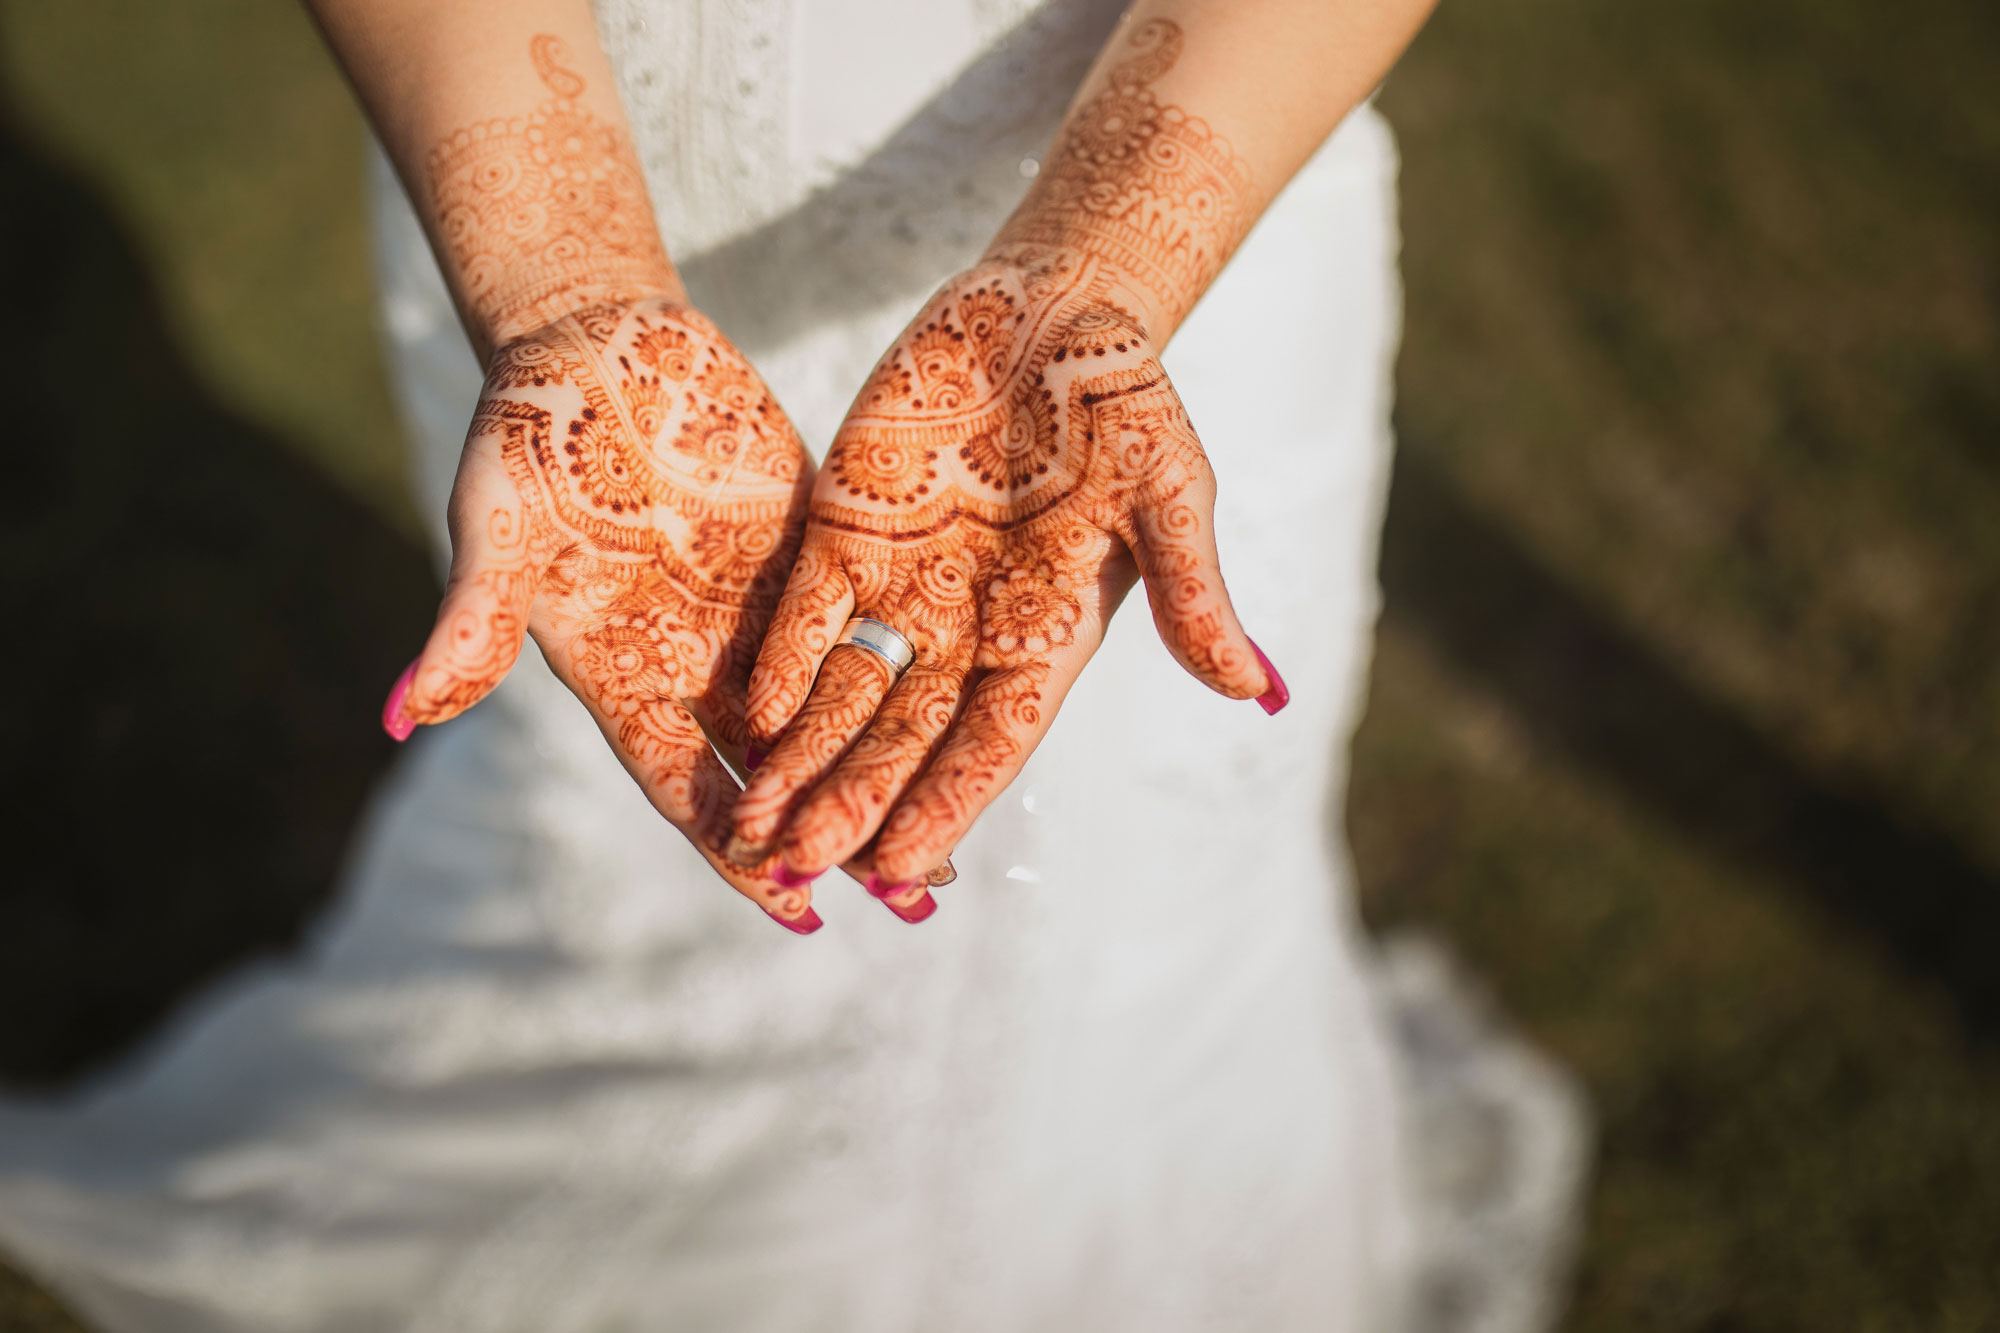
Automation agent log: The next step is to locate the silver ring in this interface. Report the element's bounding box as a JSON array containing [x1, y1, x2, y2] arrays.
[[832, 617, 916, 677]]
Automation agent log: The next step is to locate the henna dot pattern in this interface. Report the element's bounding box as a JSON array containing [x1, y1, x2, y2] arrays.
[[426, 34, 675, 343], [733, 22, 1273, 887]]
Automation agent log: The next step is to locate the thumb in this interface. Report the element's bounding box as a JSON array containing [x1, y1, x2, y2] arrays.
[[1122, 475, 1286, 714], [385, 459, 549, 739]]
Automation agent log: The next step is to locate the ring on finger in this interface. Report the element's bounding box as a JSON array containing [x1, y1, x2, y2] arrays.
[[832, 617, 916, 678]]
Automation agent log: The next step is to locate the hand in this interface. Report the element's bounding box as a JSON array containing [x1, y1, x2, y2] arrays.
[[726, 250, 1287, 909], [384, 295, 825, 933]]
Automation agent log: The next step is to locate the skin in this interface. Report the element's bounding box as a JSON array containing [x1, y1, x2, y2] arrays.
[[732, 0, 1438, 917], [307, 2, 838, 930], [312, 0, 1434, 931]]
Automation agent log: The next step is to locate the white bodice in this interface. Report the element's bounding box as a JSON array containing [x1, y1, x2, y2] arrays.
[[593, 0, 1106, 257]]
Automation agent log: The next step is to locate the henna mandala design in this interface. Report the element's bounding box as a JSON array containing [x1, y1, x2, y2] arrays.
[[727, 21, 1285, 890], [397, 295, 816, 929], [731, 22, 1279, 891], [388, 38, 849, 931], [426, 35, 676, 346]]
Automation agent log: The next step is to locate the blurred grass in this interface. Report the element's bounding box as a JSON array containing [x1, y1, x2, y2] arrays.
[[1362, 0, 2000, 1329], [0, 0, 415, 536], [0, 0, 1995, 1328]]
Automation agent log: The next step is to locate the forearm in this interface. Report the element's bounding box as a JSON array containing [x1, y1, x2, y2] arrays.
[[306, 0, 679, 361], [990, 0, 1436, 342]]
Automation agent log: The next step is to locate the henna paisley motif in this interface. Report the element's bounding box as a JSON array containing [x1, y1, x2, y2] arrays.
[[390, 40, 823, 929], [731, 21, 1275, 891]]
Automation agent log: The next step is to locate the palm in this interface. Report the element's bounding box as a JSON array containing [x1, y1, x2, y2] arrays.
[[731, 250, 1272, 897], [400, 296, 818, 927]]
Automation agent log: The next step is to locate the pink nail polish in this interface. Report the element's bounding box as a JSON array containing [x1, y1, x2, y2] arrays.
[[773, 906, 824, 936], [863, 872, 919, 900], [772, 863, 818, 889], [382, 659, 419, 741], [885, 890, 938, 924], [745, 745, 766, 772], [1248, 639, 1289, 716]]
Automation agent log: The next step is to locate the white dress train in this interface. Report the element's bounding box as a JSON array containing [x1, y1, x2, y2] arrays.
[[0, 3, 1588, 1329]]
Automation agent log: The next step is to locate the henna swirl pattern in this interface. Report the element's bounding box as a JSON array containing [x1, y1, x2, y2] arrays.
[[385, 37, 847, 932], [731, 22, 1282, 894], [395, 297, 817, 929], [993, 19, 1257, 336], [426, 35, 676, 346]]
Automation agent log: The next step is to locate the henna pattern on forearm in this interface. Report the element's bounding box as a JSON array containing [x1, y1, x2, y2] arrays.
[[992, 19, 1256, 336], [427, 34, 676, 347]]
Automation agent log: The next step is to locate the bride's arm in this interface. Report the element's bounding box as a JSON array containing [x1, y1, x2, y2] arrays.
[[995, 0, 1438, 344], [728, 0, 1437, 906], [304, 0, 680, 361], [305, 1, 833, 933]]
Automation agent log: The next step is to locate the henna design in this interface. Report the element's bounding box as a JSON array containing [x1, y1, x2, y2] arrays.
[[391, 37, 840, 930], [993, 19, 1257, 335], [426, 35, 675, 345], [733, 22, 1278, 885], [401, 296, 815, 926]]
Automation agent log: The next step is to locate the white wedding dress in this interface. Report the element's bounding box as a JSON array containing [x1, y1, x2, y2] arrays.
[[0, 3, 1587, 1330]]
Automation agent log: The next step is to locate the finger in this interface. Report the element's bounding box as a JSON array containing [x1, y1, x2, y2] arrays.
[[872, 661, 1080, 885], [549, 640, 824, 935], [388, 452, 549, 736], [841, 843, 942, 925], [744, 541, 854, 747], [778, 663, 968, 875], [1119, 464, 1278, 707], [727, 644, 897, 868]]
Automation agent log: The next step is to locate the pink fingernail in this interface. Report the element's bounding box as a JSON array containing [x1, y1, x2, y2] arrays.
[[382, 659, 419, 741], [863, 872, 919, 900], [772, 863, 818, 889], [745, 745, 766, 772], [885, 890, 938, 924], [773, 906, 824, 936], [1248, 639, 1289, 716]]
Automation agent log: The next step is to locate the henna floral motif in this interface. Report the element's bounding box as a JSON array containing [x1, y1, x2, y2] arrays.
[[391, 37, 823, 931], [426, 34, 676, 345], [732, 24, 1279, 890], [994, 19, 1257, 335], [400, 297, 815, 926]]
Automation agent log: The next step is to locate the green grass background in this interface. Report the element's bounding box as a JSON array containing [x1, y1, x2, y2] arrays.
[[1, 0, 1996, 1328]]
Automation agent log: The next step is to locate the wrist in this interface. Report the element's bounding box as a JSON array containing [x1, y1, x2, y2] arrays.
[[421, 33, 683, 364], [472, 266, 686, 359], [980, 231, 1179, 345], [983, 20, 1258, 346]]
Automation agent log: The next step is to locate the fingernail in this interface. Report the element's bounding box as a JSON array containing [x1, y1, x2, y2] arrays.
[[863, 872, 919, 900], [885, 890, 938, 924], [745, 745, 766, 772], [772, 863, 819, 889], [382, 658, 419, 741], [927, 860, 957, 888], [723, 834, 769, 868], [773, 906, 824, 936], [1248, 639, 1289, 716]]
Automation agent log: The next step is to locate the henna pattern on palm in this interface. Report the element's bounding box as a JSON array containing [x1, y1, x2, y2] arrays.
[[397, 296, 818, 928], [385, 37, 826, 931], [733, 21, 1282, 891]]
